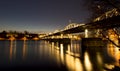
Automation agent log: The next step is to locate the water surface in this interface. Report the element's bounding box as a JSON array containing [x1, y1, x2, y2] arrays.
[[0, 40, 119, 71]]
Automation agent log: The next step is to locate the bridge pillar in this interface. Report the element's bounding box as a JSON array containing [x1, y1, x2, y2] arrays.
[[81, 38, 103, 58]]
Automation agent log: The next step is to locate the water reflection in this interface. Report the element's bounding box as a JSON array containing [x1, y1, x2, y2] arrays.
[[60, 44, 65, 64], [9, 40, 13, 60], [0, 40, 119, 70], [69, 40, 81, 57], [84, 52, 92, 71], [9, 40, 16, 61], [107, 42, 120, 67], [48, 41, 83, 71], [48, 40, 83, 71], [48, 39, 120, 71], [65, 53, 83, 71], [22, 40, 27, 60], [71, 40, 81, 57]]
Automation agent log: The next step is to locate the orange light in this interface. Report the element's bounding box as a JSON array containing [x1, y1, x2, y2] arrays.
[[21, 37, 27, 40], [33, 37, 39, 40], [9, 36, 15, 40]]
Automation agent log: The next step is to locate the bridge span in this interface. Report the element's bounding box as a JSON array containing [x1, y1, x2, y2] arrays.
[[42, 8, 120, 38], [41, 8, 120, 48]]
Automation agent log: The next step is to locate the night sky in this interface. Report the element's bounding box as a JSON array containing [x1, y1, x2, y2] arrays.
[[0, 0, 91, 33]]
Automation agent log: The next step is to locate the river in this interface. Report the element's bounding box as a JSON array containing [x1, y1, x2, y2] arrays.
[[0, 40, 119, 71]]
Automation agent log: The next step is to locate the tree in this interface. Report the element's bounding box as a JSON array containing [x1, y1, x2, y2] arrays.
[[24, 30, 29, 34], [0, 30, 8, 38], [84, 0, 120, 21], [1, 30, 7, 34]]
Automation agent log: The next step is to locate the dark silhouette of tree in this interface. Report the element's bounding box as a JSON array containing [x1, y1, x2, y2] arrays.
[[0, 30, 8, 38], [24, 30, 29, 35], [84, 0, 120, 21], [1, 30, 7, 34]]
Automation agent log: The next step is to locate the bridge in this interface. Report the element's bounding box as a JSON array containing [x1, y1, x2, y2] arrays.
[[41, 8, 120, 48], [42, 8, 120, 37]]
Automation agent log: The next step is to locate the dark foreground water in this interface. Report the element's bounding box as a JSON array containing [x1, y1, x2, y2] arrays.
[[0, 40, 119, 71]]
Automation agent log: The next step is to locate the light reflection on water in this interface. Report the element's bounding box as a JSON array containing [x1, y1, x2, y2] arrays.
[[0, 40, 119, 71], [48, 39, 120, 71], [22, 40, 27, 60], [9, 40, 16, 61], [84, 52, 92, 71], [107, 42, 120, 67]]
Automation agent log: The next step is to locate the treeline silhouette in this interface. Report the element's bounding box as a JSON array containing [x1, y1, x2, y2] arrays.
[[0, 30, 39, 40]]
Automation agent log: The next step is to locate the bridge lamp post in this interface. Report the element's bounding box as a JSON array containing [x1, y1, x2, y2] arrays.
[[85, 29, 88, 38], [61, 34, 63, 39]]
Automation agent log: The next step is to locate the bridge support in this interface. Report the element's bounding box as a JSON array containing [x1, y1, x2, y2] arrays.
[[81, 38, 104, 57], [81, 38, 103, 47]]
